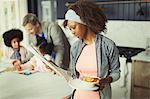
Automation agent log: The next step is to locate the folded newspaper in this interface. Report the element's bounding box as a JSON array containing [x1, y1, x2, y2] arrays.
[[22, 43, 70, 81]]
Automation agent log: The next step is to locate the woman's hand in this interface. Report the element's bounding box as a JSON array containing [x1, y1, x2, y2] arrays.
[[96, 76, 113, 90]]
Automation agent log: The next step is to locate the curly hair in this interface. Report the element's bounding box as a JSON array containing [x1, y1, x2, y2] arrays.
[[3, 29, 23, 47], [64, 0, 107, 33]]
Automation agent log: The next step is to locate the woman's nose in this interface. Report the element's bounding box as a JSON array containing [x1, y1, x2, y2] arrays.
[[72, 31, 75, 34], [71, 30, 75, 34]]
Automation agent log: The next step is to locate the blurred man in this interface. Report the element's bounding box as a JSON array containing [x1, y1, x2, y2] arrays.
[[22, 13, 70, 70]]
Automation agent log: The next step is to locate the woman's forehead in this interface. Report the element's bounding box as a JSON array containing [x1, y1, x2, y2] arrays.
[[67, 20, 76, 26]]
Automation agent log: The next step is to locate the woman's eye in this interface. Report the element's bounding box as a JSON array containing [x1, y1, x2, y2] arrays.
[[72, 26, 76, 29], [70, 28, 75, 31]]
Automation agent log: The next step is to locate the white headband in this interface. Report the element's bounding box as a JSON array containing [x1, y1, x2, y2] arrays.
[[65, 9, 86, 25]]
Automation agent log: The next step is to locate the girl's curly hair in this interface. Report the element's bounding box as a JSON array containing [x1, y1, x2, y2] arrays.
[[64, 0, 107, 34]]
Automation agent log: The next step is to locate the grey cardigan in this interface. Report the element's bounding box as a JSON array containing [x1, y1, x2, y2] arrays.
[[69, 33, 120, 99], [29, 22, 70, 70]]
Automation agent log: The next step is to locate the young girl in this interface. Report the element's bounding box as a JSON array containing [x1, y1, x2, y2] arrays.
[[2, 29, 29, 68]]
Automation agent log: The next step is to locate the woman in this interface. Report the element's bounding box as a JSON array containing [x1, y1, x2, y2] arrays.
[[63, 1, 120, 99]]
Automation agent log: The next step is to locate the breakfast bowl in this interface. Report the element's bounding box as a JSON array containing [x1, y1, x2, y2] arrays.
[[80, 76, 100, 88]]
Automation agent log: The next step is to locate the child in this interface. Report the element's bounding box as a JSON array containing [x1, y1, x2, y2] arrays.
[[18, 36, 54, 72], [2, 29, 29, 68]]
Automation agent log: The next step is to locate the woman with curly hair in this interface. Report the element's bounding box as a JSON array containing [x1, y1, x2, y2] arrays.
[[63, 0, 120, 99]]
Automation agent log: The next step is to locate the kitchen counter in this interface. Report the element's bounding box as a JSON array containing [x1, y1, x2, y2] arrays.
[[132, 51, 150, 62]]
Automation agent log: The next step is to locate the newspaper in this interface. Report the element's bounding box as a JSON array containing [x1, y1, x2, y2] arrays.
[[22, 43, 70, 81]]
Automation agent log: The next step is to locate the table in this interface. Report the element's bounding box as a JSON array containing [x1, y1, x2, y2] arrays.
[[0, 72, 73, 99]]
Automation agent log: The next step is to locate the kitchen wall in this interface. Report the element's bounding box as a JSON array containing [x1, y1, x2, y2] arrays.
[[58, 20, 150, 49], [105, 21, 150, 48]]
